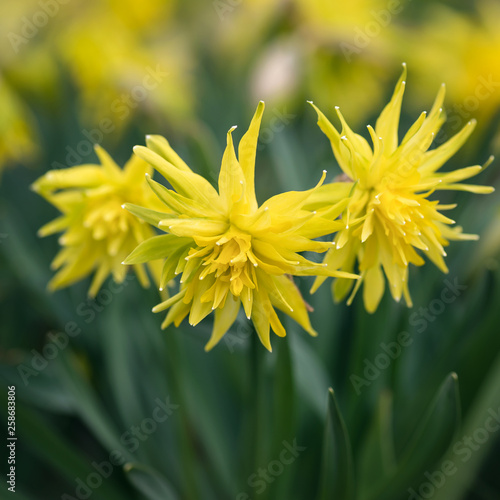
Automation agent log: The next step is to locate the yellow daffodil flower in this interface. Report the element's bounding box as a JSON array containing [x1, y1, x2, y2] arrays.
[[308, 64, 494, 313], [125, 102, 358, 351], [32, 146, 163, 297]]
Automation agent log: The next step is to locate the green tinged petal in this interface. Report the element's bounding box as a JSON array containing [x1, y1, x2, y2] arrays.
[[308, 101, 354, 179], [123, 203, 168, 227], [133, 145, 222, 210], [145, 174, 212, 218], [123, 234, 191, 265]]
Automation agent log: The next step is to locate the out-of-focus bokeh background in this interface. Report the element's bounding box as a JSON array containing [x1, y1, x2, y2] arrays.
[[1, 0, 500, 499]]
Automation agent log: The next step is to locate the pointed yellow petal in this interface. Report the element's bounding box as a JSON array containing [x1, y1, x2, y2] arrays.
[[363, 266, 385, 313], [303, 182, 353, 210], [261, 170, 327, 213], [436, 184, 494, 194], [152, 289, 187, 313], [419, 120, 476, 174], [123, 203, 169, 227], [32, 166, 105, 192], [335, 107, 373, 160], [205, 296, 241, 351], [241, 286, 254, 319], [38, 216, 69, 237], [375, 63, 407, 155], [269, 308, 286, 337], [145, 175, 211, 217], [145, 134, 192, 172], [88, 262, 111, 298], [308, 101, 354, 179], [133, 145, 223, 210], [252, 289, 272, 351], [238, 101, 265, 212], [269, 275, 317, 337], [94, 145, 122, 179], [219, 126, 245, 210]]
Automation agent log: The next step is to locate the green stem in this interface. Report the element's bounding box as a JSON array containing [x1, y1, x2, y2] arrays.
[[163, 331, 199, 500], [250, 328, 269, 499]]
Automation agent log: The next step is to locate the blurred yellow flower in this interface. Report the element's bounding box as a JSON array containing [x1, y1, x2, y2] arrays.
[[403, 0, 500, 128], [32, 147, 163, 297], [53, 4, 193, 131], [0, 77, 38, 176], [309, 64, 494, 313], [294, 0, 399, 41], [125, 102, 357, 351], [104, 0, 173, 32]]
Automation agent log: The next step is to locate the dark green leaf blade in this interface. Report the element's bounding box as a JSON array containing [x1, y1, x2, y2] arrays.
[[318, 388, 355, 500], [367, 373, 461, 500], [124, 463, 179, 500]]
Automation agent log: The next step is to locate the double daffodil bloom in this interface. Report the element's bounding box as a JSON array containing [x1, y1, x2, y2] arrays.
[[33, 147, 163, 297], [308, 64, 494, 313], [125, 102, 357, 351]]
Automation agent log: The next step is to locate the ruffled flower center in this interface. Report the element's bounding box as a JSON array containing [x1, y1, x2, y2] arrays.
[[186, 231, 258, 309]]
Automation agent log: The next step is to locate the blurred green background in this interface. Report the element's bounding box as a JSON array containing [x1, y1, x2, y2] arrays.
[[1, 0, 500, 499]]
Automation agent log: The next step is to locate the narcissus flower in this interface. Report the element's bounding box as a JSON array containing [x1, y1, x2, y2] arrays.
[[308, 64, 494, 313], [32, 147, 163, 297], [125, 102, 357, 351]]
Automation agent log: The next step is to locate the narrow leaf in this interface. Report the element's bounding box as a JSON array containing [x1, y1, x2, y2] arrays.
[[125, 463, 179, 500], [318, 388, 355, 500]]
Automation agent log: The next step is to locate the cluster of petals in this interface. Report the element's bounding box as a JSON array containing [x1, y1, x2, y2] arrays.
[[34, 66, 494, 349], [32, 147, 162, 297], [307, 64, 494, 312]]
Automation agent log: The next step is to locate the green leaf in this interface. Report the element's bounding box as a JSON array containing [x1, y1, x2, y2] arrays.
[[124, 463, 179, 500], [367, 373, 460, 500], [267, 337, 297, 500], [0, 397, 126, 500], [0, 482, 36, 500], [100, 297, 182, 485], [318, 388, 355, 500], [54, 348, 132, 459], [269, 130, 305, 192], [357, 390, 396, 500], [272, 337, 296, 449], [432, 352, 500, 500], [289, 333, 330, 418], [0, 362, 75, 414]]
